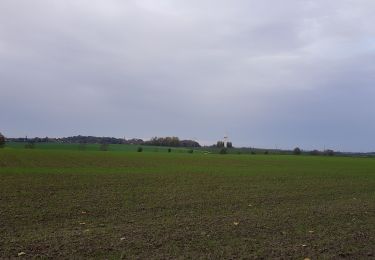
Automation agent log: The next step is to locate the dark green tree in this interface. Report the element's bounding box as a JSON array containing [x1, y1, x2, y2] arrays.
[[293, 147, 301, 155], [310, 150, 320, 156], [0, 133, 5, 148], [216, 141, 224, 147]]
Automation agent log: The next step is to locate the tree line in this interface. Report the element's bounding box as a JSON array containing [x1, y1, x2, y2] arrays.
[[5, 135, 201, 148]]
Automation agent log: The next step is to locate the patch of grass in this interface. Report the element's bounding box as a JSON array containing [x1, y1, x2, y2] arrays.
[[1, 149, 375, 258]]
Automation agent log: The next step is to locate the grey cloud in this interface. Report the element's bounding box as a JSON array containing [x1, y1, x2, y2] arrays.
[[1, 0, 375, 151]]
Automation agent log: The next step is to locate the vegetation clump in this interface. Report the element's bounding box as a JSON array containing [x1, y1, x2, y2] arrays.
[[137, 147, 143, 152], [310, 150, 321, 156], [216, 141, 233, 148], [146, 137, 200, 147], [325, 149, 335, 156], [293, 147, 301, 155], [0, 133, 5, 148]]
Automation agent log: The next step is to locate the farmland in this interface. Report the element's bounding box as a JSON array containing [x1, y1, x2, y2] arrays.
[[1, 148, 375, 258]]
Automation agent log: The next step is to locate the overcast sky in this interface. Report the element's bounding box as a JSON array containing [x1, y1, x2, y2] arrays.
[[1, 0, 375, 151]]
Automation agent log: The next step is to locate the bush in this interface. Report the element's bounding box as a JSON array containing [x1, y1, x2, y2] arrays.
[[293, 147, 301, 155], [216, 141, 224, 148], [0, 133, 5, 148], [187, 149, 193, 154], [219, 148, 227, 154], [137, 147, 143, 152], [264, 150, 269, 155], [310, 150, 320, 156], [251, 151, 256, 155], [168, 148, 171, 153], [324, 149, 334, 156]]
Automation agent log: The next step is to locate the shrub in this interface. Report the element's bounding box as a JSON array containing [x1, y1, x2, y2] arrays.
[[293, 147, 301, 155], [0, 133, 5, 148], [264, 150, 269, 155], [325, 149, 334, 156], [310, 150, 320, 156], [251, 151, 256, 155], [216, 141, 224, 148], [187, 149, 193, 154], [137, 147, 143, 152], [168, 148, 171, 153]]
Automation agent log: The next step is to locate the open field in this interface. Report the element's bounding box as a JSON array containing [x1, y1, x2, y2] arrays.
[[1, 148, 375, 258]]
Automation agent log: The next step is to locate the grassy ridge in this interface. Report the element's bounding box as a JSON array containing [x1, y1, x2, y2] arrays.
[[1, 149, 375, 258]]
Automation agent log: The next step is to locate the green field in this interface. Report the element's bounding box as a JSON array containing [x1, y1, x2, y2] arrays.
[[1, 148, 375, 258]]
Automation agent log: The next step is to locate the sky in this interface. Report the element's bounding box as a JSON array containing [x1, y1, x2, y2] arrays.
[[1, 0, 375, 151]]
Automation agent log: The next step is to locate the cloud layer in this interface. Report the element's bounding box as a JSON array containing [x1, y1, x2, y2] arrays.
[[1, 0, 375, 151]]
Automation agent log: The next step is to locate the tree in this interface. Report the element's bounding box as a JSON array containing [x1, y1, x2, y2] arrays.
[[293, 147, 301, 155], [310, 150, 320, 156], [216, 141, 224, 148], [325, 149, 334, 156], [0, 133, 5, 148]]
